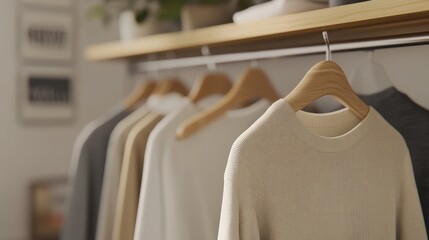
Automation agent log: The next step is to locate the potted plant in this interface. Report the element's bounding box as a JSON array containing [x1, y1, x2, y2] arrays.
[[88, 0, 256, 40], [180, 0, 232, 31], [87, 0, 181, 41], [181, 0, 258, 30]]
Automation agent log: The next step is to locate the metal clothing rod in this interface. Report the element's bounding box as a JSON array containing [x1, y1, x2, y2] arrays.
[[135, 35, 429, 73]]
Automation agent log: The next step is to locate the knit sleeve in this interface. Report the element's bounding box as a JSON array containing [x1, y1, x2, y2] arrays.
[[217, 167, 241, 240], [218, 141, 261, 240], [397, 150, 427, 240]]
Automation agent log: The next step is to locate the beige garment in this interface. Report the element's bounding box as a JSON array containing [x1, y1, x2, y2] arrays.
[[96, 106, 150, 240], [112, 112, 164, 240], [218, 99, 427, 240]]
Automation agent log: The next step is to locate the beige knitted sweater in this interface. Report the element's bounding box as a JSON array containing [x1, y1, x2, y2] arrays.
[[218, 99, 427, 240]]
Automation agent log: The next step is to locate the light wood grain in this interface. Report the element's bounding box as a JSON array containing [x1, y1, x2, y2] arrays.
[[188, 72, 232, 103], [153, 78, 189, 96], [176, 68, 280, 139], [124, 80, 157, 110], [86, 0, 429, 61], [285, 61, 370, 119]]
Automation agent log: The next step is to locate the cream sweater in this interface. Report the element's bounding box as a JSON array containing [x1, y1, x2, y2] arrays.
[[96, 105, 150, 240], [218, 99, 427, 240], [134, 98, 269, 240]]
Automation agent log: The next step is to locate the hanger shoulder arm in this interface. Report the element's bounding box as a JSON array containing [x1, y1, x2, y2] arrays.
[[286, 61, 369, 119], [189, 73, 232, 103], [124, 81, 157, 110], [176, 96, 236, 139]]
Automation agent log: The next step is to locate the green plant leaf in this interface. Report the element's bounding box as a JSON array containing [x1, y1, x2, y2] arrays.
[[87, 4, 106, 20], [158, 0, 185, 21], [86, 4, 114, 25], [135, 8, 150, 24]]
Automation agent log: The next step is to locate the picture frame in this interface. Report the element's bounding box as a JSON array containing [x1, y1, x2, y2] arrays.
[[30, 177, 68, 240], [20, 10, 73, 62], [19, 66, 74, 122]]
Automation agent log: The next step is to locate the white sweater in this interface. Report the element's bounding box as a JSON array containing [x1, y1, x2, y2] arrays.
[[134, 98, 270, 240], [218, 99, 427, 240]]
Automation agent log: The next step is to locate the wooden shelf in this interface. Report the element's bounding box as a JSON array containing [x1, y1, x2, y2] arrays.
[[86, 0, 429, 61]]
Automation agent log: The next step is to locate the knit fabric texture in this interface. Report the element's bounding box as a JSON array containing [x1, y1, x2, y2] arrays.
[[217, 99, 427, 240], [360, 87, 429, 234]]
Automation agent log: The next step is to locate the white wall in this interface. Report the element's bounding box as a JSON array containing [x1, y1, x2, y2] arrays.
[[0, 0, 127, 239], [149, 46, 429, 110], [1, 1, 429, 239]]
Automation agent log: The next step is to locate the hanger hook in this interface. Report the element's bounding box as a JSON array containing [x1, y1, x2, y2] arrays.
[[322, 31, 332, 61], [201, 45, 216, 71]]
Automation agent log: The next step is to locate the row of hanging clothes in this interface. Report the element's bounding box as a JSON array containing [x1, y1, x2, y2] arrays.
[[62, 33, 429, 240]]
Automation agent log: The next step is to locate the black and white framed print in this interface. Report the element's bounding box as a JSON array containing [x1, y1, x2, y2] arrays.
[[19, 66, 73, 122], [20, 11, 73, 62]]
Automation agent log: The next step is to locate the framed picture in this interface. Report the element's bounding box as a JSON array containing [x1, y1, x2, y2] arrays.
[[30, 178, 68, 240], [20, 10, 73, 62], [19, 66, 74, 122], [22, 0, 72, 8]]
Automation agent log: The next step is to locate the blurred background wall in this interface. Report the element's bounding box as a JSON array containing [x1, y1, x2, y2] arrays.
[[0, 1, 127, 239]]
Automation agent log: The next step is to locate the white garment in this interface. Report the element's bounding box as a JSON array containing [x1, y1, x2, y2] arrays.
[[218, 99, 427, 240], [146, 93, 186, 115], [96, 105, 150, 240], [112, 93, 186, 240], [96, 93, 185, 240], [233, 0, 328, 24], [133, 98, 270, 240]]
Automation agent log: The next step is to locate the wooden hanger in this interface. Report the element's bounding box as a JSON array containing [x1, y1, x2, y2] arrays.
[[285, 60, 370, 119], [188, 72, 232, 103], [124, 80, 157, 110], [152, 78, 189, 96], [176, 68, 280, 139]]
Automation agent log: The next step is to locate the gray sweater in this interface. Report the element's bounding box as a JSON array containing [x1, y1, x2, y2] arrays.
[[360, 88, 429, 234], [62, 106, 129, 240]]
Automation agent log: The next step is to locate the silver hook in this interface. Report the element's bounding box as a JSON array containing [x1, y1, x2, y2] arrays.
[[322, 31, 332, 61], [201, 45, 216, 71]]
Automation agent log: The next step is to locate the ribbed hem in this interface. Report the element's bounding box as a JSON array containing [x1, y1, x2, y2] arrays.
[[273, 99, 377, 152]]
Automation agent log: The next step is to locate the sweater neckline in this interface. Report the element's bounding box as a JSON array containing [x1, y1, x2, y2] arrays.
[[276, 99, 377, 152]]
